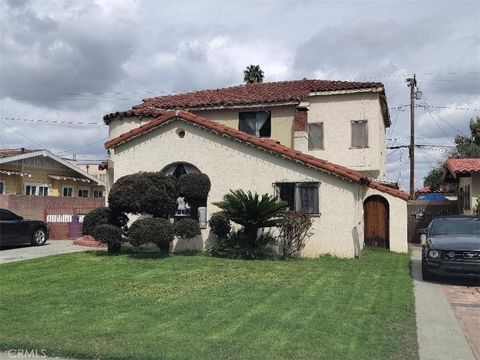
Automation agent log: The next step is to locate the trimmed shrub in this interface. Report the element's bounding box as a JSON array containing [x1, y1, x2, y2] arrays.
[[278, 211, 314, 258], [177, 173, 211, 199], [208, 213, 231, 239], [174, 218, 201, 239], [127, 217, 174, 252], [108, 172, 177, 218], [82, 207, 128, 236], [92, 224, 123, 253], [209, 230, 276, 260]]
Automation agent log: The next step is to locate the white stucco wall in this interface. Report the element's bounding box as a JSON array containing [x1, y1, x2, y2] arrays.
[[110, 119, 406, 257], [305, 92, 387, 178], [459, 175, 479, 215]]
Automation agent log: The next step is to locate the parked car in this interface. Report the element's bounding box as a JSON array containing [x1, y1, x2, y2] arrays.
[[419, 215, 480, 281], [0, 209, 48, 247]]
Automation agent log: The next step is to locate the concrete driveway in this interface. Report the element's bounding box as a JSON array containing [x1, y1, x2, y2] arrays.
[[0, 240, 100, 264], [411, 246, 479, 360]]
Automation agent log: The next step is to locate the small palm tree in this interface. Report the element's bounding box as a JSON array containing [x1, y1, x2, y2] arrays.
[[243, 65, 264, 84], [213, 189, 287, 239]]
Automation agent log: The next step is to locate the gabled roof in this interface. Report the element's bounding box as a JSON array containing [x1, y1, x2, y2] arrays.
[[0, 148, 38, 159], [104, 79, 390, 126], [105, 110, 409, 200], [0, 149, 106, 187], [445, 158, 480, 176]]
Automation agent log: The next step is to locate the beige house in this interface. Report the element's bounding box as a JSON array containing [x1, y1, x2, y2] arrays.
[[104, 80, 410, 258], [444, 158, 480, 215], [105, 79, 390, 179]]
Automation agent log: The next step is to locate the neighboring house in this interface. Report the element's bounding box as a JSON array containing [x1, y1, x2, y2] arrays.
[[0, 148, 106, 197], [104, 79, 391, 179], [443, 158, 480, 215], [0, 148, 107, 239], [104, 109, 409, 258]]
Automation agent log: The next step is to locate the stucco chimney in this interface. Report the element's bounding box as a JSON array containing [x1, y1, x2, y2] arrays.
[[293, 106, 308, 152]]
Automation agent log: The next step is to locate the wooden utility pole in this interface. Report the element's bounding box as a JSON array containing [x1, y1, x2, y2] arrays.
[[406, 74, 417, 196]]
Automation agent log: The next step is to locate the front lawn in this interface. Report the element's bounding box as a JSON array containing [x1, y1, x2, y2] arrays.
[[0, 250, 417, 360]]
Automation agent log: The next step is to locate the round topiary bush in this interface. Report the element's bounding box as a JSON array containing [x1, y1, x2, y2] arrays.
[[92, 224, 123, 253], [109, 172, 177, 218], [173, 218, 201, 239], [208, 213, 231, 239], [177, 173, 211, 199], [82, 207, 128, 236], [127, 217, 174, 252]]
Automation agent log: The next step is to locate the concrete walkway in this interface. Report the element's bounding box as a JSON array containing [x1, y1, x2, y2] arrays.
[[0, 240, 100, 264], [411, 246, 475, 360]]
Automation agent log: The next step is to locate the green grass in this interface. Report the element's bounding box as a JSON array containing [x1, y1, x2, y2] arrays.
[[0, 250, 418, 360]]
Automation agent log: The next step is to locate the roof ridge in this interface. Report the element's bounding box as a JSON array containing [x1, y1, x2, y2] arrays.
[[105, 110, 409, 200]]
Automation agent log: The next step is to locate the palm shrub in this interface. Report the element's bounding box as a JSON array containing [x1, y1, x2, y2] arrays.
[[212, 190, 287, 258]]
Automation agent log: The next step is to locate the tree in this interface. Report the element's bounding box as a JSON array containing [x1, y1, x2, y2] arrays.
[[213, 189, 287, 240], [243, 65, 264, 84], [423, 117, 480, 190], [108, 172, 177, 218], [452, 117, 480, 158]]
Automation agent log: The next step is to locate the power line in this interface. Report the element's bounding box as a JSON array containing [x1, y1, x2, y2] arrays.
[[1, 116, 104, 126], [0, 120, 47, 149]]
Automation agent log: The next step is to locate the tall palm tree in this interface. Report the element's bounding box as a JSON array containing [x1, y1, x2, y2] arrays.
[[243, 65, 264, 84], [213, 189, 287, 239]]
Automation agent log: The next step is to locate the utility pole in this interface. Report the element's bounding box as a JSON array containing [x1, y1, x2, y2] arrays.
[[406, 74, 417, 197]]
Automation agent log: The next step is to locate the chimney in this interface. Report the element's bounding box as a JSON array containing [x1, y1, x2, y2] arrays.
[[293, 106, 308, 152]]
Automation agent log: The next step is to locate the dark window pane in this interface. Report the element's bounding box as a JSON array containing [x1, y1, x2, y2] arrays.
[[277, 183, 295, 211], [239, 111, 271, 137]]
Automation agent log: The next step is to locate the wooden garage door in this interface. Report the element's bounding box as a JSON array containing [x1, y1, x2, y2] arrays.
[[364, 196, 389, 249]]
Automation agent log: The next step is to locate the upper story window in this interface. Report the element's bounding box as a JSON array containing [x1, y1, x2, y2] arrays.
[[93, 190, 103, 198], [78, 188, 89, 198], [25, 183, 49, 196], [239, 111, 271, 137], [62, 186, 73, 197], [275, 182, 320, 214], [351, 120, 368, 148], [308, 123, 324, 150]]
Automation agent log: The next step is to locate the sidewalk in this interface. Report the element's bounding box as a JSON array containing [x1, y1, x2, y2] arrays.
[[411, 246, 475, 360], [0, 240, 100, 264]]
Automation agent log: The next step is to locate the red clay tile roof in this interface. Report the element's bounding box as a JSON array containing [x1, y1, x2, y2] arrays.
[[0, 148, 37, 159], [104, 79, 390, 125], [445, 158, 480, 175], [103, 107, 166, 122], [105, 110, 409, 200]]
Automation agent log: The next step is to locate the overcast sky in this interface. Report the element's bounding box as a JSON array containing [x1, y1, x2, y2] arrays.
[[1, 0, 479, 190]]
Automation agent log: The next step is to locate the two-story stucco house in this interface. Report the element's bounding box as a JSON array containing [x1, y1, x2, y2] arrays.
[[103, 79, 409, 257]]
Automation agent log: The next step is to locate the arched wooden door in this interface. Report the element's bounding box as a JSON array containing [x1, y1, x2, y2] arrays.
[[364, 195, 390, 249]]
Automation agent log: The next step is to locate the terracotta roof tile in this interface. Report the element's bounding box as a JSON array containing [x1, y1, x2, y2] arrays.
[[104, 79, 389, 125], [446, 158, 480, 175], [105, 110, 409, 201]]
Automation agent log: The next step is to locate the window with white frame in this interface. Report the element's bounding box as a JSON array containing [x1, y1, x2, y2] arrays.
[[62, 186, 74, 197], [93, 190, 103, 198], [0, 181, 4, 194], [351, 120, 368, 148], [308, 123, 324, 150], [25, 183, 49, 196], [275, 182, 320, 214], [78, 188, 89, 197]]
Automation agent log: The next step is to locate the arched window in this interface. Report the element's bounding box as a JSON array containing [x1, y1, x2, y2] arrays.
[[161, 162, 201, 178]]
